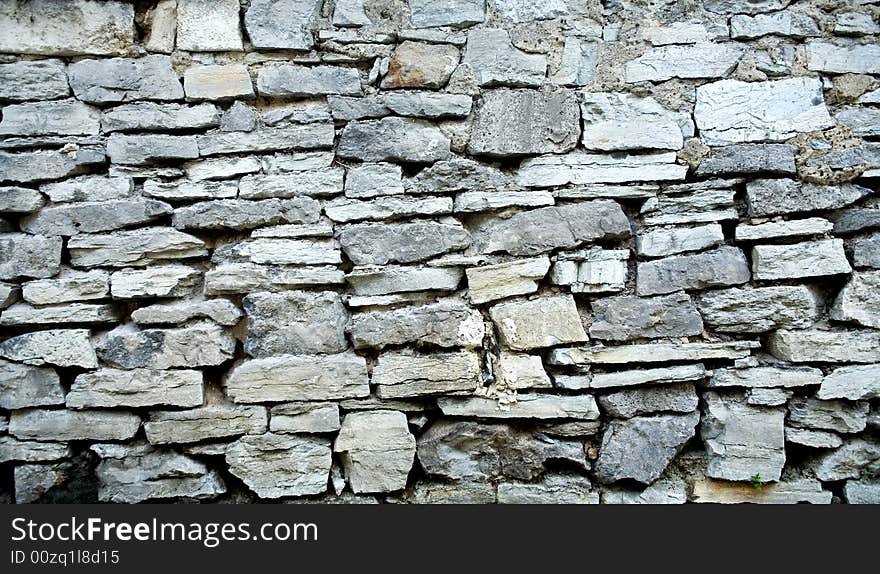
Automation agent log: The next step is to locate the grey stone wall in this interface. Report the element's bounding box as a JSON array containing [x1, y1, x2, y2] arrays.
[[0, 0, 878, 504]]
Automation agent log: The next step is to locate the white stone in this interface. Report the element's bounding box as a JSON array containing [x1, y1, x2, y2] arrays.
[[579, 93, 683, 151], [625, 43, 742, 83]]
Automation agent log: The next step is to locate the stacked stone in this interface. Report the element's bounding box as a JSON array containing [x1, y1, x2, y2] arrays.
[[0, 0, 878, 504]]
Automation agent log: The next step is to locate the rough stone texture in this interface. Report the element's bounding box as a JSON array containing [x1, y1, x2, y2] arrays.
[[176, 0, 242, 52], [517, 151, 687, 186], [348, 299, 483, 350], [334, 411, 416, 493], [95, 322, 236, 369], [373, 350, 481, 398], [438, 394, 600, 420], [468, 90, 580, 156], [338, 221, 471, 265], [10, 409, 140, 442], [752, 239, 851, 281], [0, 60, 70, 101], [696, 286, 819, 333], [692, 479, 831, 504], [466, 257, 550, 304], [818, 364, 880, 401], [67, 369, 203, 409], [226, 434, 331, 499], [145, 401, 267, 444], [0, 234, 62, 280], [695, 144, 797, 176], [68, 56, 183, 104], [625, 44, 743, 83], [579, 93, 683, 151], [243, 290, 347, 357], [245, 0, 320, 50], [637, 247, 750, 296], [489, 295, 588, 351], [0, 359, 64, 409], [831, 271, 880, 328], [597, 383, 699, 418], [382, 42, 459, 89], [0, 329, 97, 368], [464, 29, 546, 87], [745, 179, 871, 217], [788, 398, 869, 434], [589, 292, 704, 342]]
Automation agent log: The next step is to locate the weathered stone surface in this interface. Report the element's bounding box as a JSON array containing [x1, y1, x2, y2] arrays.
[[0, 359, 63, 409], [68, 56, 183, 103], [596, 412, 700, 485], [590, 292, 704, 341], [549, 342, 759, 366], [40, 176, 134, 203], [704, 0, 793, 15], [0, 99, 99, 136], [0, 0, 134, 56], [205, 264, 344, 294], [93, 443, 225, 503], [550, 249, 629, 294], [752, 239, 851, 280], [0, 283, 19, 309], [0, 187, 44, 213], [332, 0, 370, 27], [735, 218, 834, 242], [144, 180, 238, 202], [243, 291, 348, 357], [383, 92, 472, 118], [806, 42, 880, 74], [466, 257, 549, 304], [580, 93, 683, 151], [468, 89, 578, 156], [0, 148, 105, 184], [239, 169, 343, 199], [145, 0, 176, 53], [14, 462, 72, 503], [786, 427, 842, 449], [464, 29, 546, 87], [749, 388, 792, 407], [96, 322, 236, 369], [214, 238, 339, 267], [695, 144, 797, 176], [602, 477, 688, 505], [550, 37, 599, 86], [490, 295, 588, 351], [334, 410, 416, 493], [226, 434, 331, 498], [709, 366, 822, 389], [339, 221, 470, 265], [225, 352, 369, 403], [408, 0, 485, 28], [695, 78, 833, 145], [405, 481, 496, 504], [745, 179, 871, 217], [0, 329, 96, 369], [730, 12, 819, 39], [198, 124, 335, 155], [590, 364, 706, 390], [344, 163, 403, 198], [637, 246, 750, 296], [107, 134, 198, 165], [813, 438, 880, 481], [0, 436, 71, 464], [325, 196, 452, 223], [471, 201, 630, 256], [145, 401, 267, 444], [337, 117, 450, 162], [598, 383, 698, 418], [819, 364, 880, 401], [844, 481, 880, 504], [381, 42, 459, 89], [10, 409, 140, 442], [697, 285, 819, 333], [0, 234, 62, 280], [68, 369, 203, 409], [20, 199, 171, 236], [68, 227, 206, 268], [517, 151, 687, 186], [407, 156, 510, 194], [184, 157, 262, 182], [348, 300, 483, 350], [185, 65, 255, 103], [270, 403, 340, 434], [640, 185, 737, 226], [495, 352, 551, 390], [454, 191, 553, 213], [498, 475, 598, 505], [0, 60, 69, 101], [417, 420, 586, 481], [637, 224, 724, 258], [345, 265, 460, 295], [131, 299, 242, 327], [853, 233, 880, 269], [702, 392, 785, 482], [836, 107, 880, 138], [173, 198, 320, 231], [626, 43, 742, 83], [101, 102, 219, 133], [373, 350, 481, 398], [176, 0, 242, 52], [788, 397, 868, 434], [769, 329, 880, 363], [0, 303, 118, 326], [245, 0, 320, 50], [438, 394, 600, 420], [257, 64, 361, 98], [831, 271, 880, 328], [692, 478, 831, 504]]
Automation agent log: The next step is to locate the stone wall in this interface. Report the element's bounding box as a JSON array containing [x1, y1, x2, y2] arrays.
[[0, 0, 878, 504]]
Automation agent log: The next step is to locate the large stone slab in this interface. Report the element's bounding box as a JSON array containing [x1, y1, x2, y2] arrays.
[[101, 102, 220, 132], [640, 186, 737, 226], [439, 394, 599, 421], [598, 383, 698, 418], [239, 169, 344, 199], [694, 78, 833, 145], [0, 99, 99, 136], [325, 196, 452, 223], [548, 342, 758, 365], [337, 117, 450, 162], [463, 29, 546, 87], [831, 271, 880, 328], [468, 89, 579, 156], [498, 475, 598, 505], [788, 397, 868, 434], [0, 436, 71, 464], [580, 93, 683, 151], [131, 299, 242, 327], [205, 264, 344, 294], [9, 409, 140, 442], [409, 0, 486, 28], [348, 300, 483, 350], [257, 64, 361, 98], [67, 369, 203, 409], [173, 198, 321, 231], [373, 350, 481, 398], [702, 392, 785, 482], [470, 201, 630, 256], [818, 364, 880, 401], [517, 151, 687, 186], [0, 359, 64, 409], [769, 329, 880, 363], [696, 286, 819, 333], [198, 124, 335, 155], [381, 41, 459, 89], [0, 303, 118, 326], [589, 292, 704, 341], [625, 43, 742, 82], [466, 257, 550, 304], [0, 0, 134, 56], [595, 412, 700, 484], [270, 402, 339, 434], [338, 221, 471, 265], [96, 322, 236, 369], [176, 0, 243, 52], [0, 329, 97, 369], [40, 176, 134, 203], [695, 144, 797, 176], [68, 228, 207, 268], [243, 291, 348, 357], [805, 42, 880, 74], [145, 401, 267, 444], [637, 246, 750, 296], [69, 56, 183, 103], [213, 238, 340, 266], [0, 60, 69, 101], [752, 239, 851, 281], [20, 199, 171, 236], [590, 364, 706, 390], [708, 366, 822, 389], [692, 478, 831, 504], [225, 352, 370, 403], [334, 410, 416, 493], [489, 295, 588, 351], [735, 218, 834, 242], [745, 179, 871, 217], [183, 64, 255, 101], [637, 224, 725, 258], [0, 234, 62, 280], [226, 434, 331, 499], [345, 265, 460, 295], [245, 0, 320, 50]]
